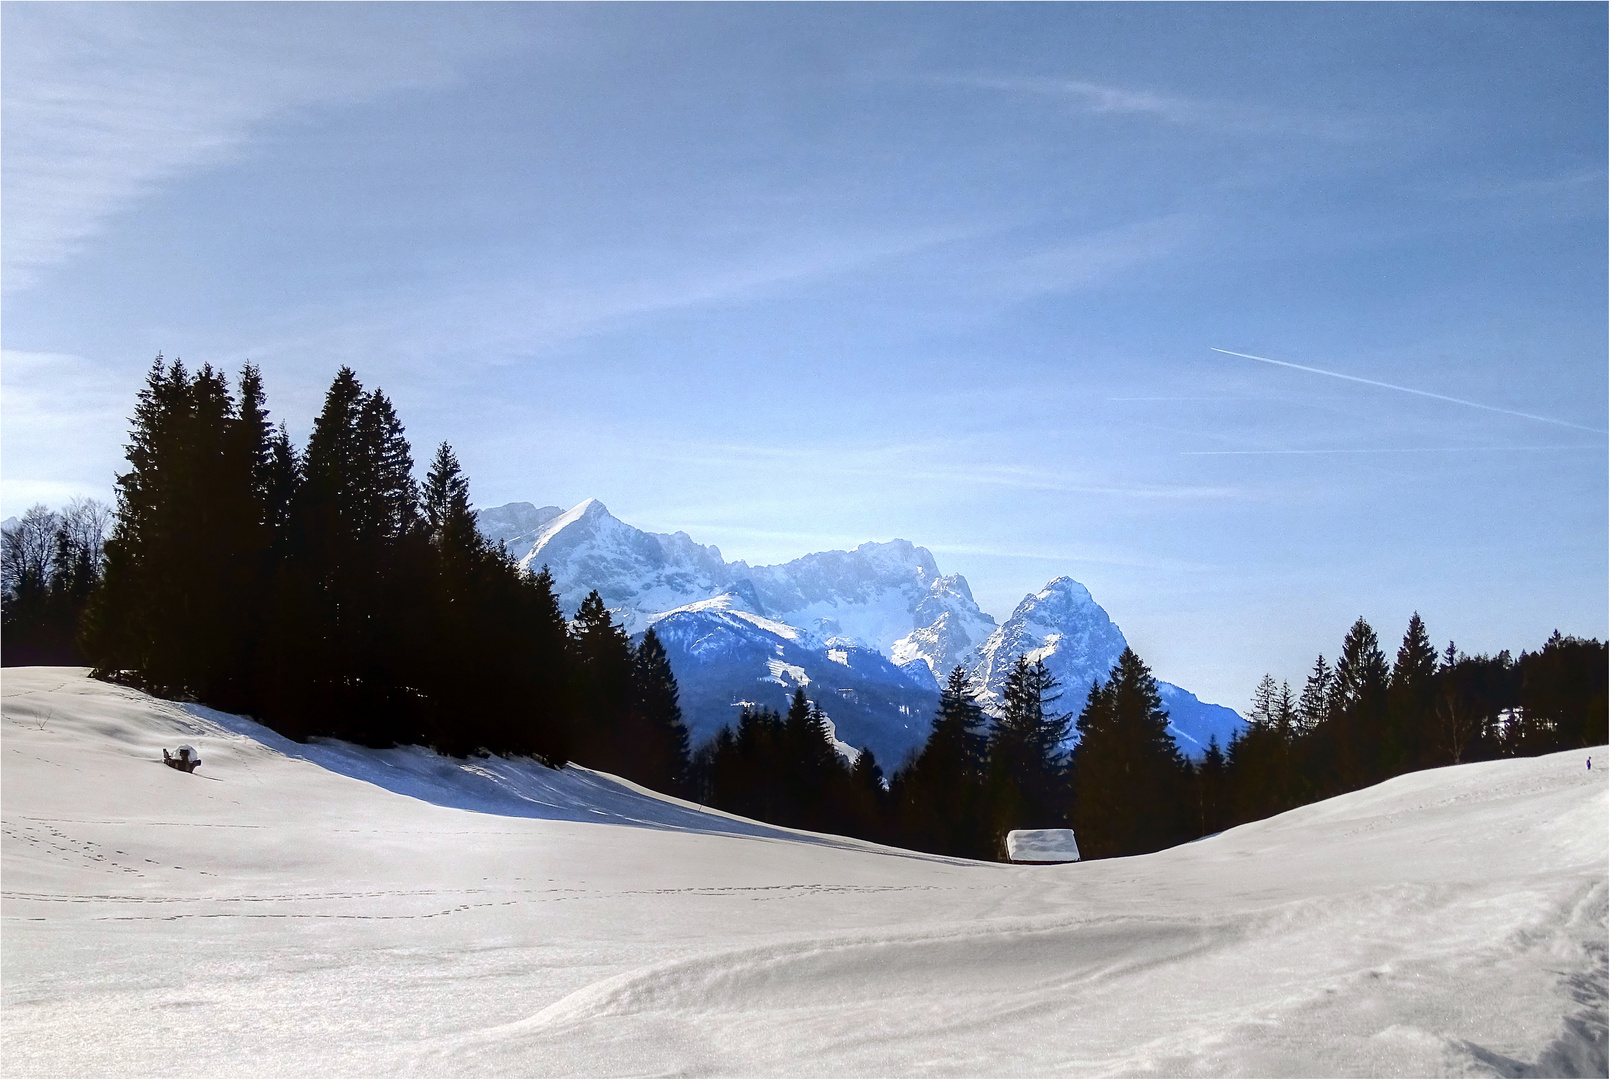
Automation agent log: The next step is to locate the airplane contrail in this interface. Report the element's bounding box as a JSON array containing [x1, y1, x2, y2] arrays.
[[1211, 348, 1607, 434], [1182, 445, 1599, 456]]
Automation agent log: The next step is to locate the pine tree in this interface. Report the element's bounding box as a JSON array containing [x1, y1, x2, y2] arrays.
[[1071, 647, 1188, 859], [988, 656, 1071, 852], [1249, 674, 1279, 728], [634, 627, 690, 795], [569, 590, 637, 774], [1388, 612, 1439, 770], [83, 357, 244, 698], [356, 390, 419, 544], [1332, 617, 1389, 786], [898, 666, 991, 857], [1196, 737, 1228, 836], [422, 442, 477, 554], [1297, 655, 1332, 735], [1273, 680, 1297, 737], [846, 746, 889, 841]]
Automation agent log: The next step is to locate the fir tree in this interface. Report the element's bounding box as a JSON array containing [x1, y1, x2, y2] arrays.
[[1297, 655, 1332, 735], [569, 590, 637, 773], [988, 656, 1071, 852], [634, 627, 691, 795], [898, 666, 992, 857], [1332, 617, 1389, 787], [1071, 648, 1188, 859], [83, 357, 245, 699], [1387, 612, 1439, 770]]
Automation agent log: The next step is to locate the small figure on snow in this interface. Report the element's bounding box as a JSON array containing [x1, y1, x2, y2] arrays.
[[163, 745, 201, 773]]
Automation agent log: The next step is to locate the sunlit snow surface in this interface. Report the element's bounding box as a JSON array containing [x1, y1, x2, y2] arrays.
[[4, 669, 1605, 1077]]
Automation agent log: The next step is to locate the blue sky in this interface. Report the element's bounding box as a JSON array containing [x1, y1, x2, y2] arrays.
[[3, 3, 1605, 707]]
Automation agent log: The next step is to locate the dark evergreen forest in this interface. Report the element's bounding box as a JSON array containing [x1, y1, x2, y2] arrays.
[[2, 358, 689, 793], [3, 357, 1604, 863], [688, 617, 1605, 862]]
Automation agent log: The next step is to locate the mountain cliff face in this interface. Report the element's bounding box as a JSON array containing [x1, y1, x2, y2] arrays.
[[476, 502, 564, 553], [964, 577, 1129, 708], [644, 595, 936, 766], [478, 499, 1244, 765]]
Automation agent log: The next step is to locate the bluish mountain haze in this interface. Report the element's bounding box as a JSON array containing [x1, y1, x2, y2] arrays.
[[481, 499, 1244, 765]]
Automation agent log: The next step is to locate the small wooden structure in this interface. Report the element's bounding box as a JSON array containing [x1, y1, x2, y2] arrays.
[[163, 745, 201, 773], [1006, 828, 1080, 864]]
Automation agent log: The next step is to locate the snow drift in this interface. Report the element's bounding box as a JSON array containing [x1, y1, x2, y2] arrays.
[[4, 668, 1605, 1077]]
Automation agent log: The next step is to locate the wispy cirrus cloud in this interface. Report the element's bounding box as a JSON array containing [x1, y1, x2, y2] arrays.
[[982, 215, 1199, 299], [0, 5, 534, 290], [933, 73, 1377, 141]]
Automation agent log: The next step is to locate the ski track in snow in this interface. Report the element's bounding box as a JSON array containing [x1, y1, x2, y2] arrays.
[[2, 668, 1605, 1078]]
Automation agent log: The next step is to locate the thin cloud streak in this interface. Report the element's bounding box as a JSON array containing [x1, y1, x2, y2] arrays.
[[1182, 446, 1601, 456], [1212, 348, 1608, 434], [658, 440, 1245, 503], [936, 73, 1376, 141], [1, 6, 529, 290]]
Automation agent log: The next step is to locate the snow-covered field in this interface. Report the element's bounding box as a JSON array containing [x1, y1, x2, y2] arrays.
[[3, 668, 1605, 1077]]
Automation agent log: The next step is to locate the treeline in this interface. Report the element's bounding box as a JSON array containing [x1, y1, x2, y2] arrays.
[[690, 650, 1201, 861], [8, 357, 690, 791], [1202, 615, 1608, 835], [689, 615, 1605, 862], [5, 356, 1603, 863], [1, 499, 113, 666]]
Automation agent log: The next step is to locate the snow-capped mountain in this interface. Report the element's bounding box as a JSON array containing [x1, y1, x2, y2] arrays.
[[476, 502, 564, 551], [964, 577, 1128, 708], [953, 578, 1241, 755], [478, 498, 1243, 764], [493, 498, 737, 630], [890, 574, 1000, 683], [644, 594, 937, 766]]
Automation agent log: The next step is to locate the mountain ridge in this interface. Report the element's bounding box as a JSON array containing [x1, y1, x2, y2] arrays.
[[479, 498, 1243, 765]]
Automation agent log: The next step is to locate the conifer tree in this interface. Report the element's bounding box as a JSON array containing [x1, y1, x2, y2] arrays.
[[1332, 617, 1389, 787], [846, 746, 890, 841], [1196, 737, 1228, 836], [1387, 612, 1439, 770], [1297, 655, 1332, 735], [1249, 674, 1279, 729], [634, 627, 691, 794], [898, 666, 991, 857], [84, 357, 244, 698], [1071, 648, 1187, 858], [988, 656, 1071, 851], [265, 424, 300, 541], [422, 442, 477, 554], [569, 591, 637, 773]]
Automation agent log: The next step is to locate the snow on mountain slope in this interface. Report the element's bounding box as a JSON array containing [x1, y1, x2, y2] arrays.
[[475, 501, 565, 553], [740, 540, 974, 654], [483, 501, 995, 655], [4, 669, 1605, 1077], [1157, 681, 1247, 755], [646, 603, 937, 765], [504, 499, 737, 631], [962, 576, 1245, 756], [479, 500, 1240, 757], [890, 573, 999, 681], [965, 576, 1128, 707]]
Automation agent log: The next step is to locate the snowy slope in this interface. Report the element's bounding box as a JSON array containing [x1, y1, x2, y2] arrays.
[[475, 502, 565, 554], [505, 499, 737, 629], [965, 576, 1129, 707], [479, 500, 1241, 759], [646, 598, 937, 765], [3, 669, 1605, 1077]]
